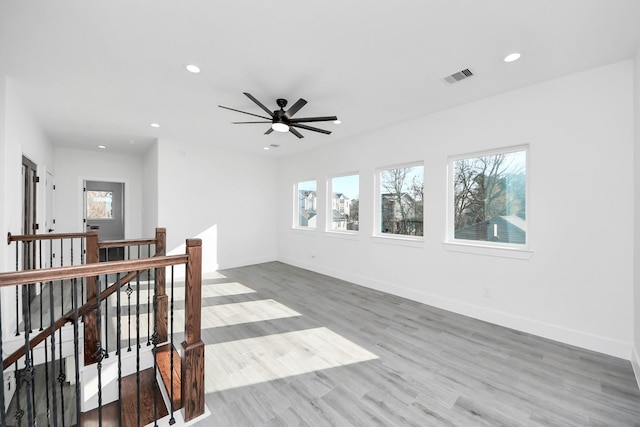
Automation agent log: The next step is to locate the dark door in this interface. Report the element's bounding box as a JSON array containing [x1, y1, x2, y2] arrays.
[[84, 180, 125, 261]]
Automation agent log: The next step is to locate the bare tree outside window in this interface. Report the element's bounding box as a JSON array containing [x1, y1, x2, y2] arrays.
[[379, 165, 424, 236], [453, 149, 526, 244], [86, 191, 113, 219]]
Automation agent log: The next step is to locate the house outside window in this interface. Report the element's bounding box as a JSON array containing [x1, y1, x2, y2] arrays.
[[297, 180, 317, 228], [377, 163, 424, 237], [329, 174, 359, 232], [449, 146, 527, 246]]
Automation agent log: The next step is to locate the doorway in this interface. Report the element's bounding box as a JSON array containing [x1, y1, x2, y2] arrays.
[[84, 180, 125, 261], [22, 156, 38, 269]]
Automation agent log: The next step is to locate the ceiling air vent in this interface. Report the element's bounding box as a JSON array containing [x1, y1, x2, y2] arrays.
[[443, 68, 474, 84]]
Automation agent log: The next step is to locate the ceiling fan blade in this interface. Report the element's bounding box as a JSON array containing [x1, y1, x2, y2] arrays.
[[284, 98, 307, 119], [219, 105, 271, 120], [289, 127, 304, 138], [244, 92, 274, 117], [264, 128, 274, 135], [232, 121, 272, 124], [291, 123, 331, 135], [289, 116, 338, 123]]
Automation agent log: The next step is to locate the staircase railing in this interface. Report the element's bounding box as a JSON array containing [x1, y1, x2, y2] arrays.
[[1, 230, 205, 426]]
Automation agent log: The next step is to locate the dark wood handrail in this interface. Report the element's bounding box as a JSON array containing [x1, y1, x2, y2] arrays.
[[0, 255, 188, 288], [7, 231, 88, 244], [99, 238, 157, 248]]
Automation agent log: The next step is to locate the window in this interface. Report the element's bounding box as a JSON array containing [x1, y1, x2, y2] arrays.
[[450, 147, 527, 245], [329, 174, 359, 232], [296, 180, 317, 228], [378, 163, 424, 237], [86, 191, 114, 220]]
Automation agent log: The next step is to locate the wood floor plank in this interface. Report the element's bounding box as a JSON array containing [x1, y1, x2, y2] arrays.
[[188, 261, 640, 426]]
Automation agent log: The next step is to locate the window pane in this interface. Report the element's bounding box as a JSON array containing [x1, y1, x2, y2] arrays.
[[379, 165, 424, 236], [87, 191, 113, 219], [453, 150, 526, 244], [297, 180, 317, 228], [330, 175, 359, 231]]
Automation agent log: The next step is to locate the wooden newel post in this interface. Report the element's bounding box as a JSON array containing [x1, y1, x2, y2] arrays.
[[154, 227, 168, 342], [84, 230, 99, 365], [181, 238, 205, 421]]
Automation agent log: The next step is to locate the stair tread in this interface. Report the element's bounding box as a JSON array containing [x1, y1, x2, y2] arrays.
[[155, 343, 182, 410]]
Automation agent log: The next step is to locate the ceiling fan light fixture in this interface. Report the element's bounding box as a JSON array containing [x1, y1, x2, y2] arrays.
[[272, 122, 289, 132]]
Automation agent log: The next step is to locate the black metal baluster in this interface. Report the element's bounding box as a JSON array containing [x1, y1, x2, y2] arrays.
[[126, 278, 133, 352], [15, 243, 19, 336], [80, 238, 85, 302], [147, 245, 151, 346], [29, 349, 36, 425], [21, 285, 34, 427], [72, 278, 81, 427], [169, 265, 176, 424], [58, 282, 66, 427], [152, 267, 159, 426], [116, 272, 123, 427], [13, 363, 22, 427], [44, 335, 51, 426], [39, 240, 44, 331], [48, 280, 59, 427], [104, 274, 109, 358], [94, 275, 106, 427], [136, 271, 141, 427]]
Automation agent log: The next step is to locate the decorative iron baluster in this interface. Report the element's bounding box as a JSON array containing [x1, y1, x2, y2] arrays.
[[104, 274, 109, 358], [58, 282, 66, 427], [80, 238, 85, 302], [13, 363, 23, 427], [136, 271, 141, 427], [21, 284, 34, 427], [49, 280, 59, 427], [15, 243, 19, 336], [72, 277, 81, 426], [126, 279, 133, 352], [116, 272, 123, 426], [147, 245, 151, 346], [39, 240, 43, 331], [44, 335, 51, 426], [169, 265, 176, 424], [94, 275, 106, 427], [152, 267, 160, 427]]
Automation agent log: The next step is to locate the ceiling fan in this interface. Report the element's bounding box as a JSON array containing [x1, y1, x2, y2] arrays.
[[219, 92, 338, 139]]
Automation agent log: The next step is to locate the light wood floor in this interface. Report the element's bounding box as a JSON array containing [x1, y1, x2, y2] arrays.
[[190, 261, 640, 426]]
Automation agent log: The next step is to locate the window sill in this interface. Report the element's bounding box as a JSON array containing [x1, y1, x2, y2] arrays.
[[291, 227, 318, 233], [325, 230, 359, 240], [443, 241, 533, 260], [372, 235, 425, 248]]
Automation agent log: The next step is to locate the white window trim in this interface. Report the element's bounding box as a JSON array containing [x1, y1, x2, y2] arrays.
[[374, 161, 425, 241], [326, 172, 359, 234], [293, 179, 318, 230], [446, 144, 532, 258]]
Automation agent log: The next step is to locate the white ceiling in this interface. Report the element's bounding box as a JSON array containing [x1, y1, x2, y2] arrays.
[[1, 1, 639, 157]]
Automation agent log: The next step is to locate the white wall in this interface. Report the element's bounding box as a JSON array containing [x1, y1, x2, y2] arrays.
[[277, 61, 634, 359], [53, 147, 143, 239], [141, 141, 159, 238], [157, 139, 278, 272], [0, 76, 54, 342]]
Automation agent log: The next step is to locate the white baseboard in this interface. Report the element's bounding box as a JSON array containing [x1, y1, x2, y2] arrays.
[[632, 347, 640, 390], [278, 256, 632, 360]]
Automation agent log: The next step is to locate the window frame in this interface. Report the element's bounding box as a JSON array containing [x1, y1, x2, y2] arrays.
[[374, 161, 425, 241], [293, 179, 318, 230], [445, 144, 532, 258], [326, 172, 360, 235]]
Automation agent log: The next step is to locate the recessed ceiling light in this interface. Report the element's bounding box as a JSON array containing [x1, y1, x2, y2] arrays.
[[264, 147, 270, 150], [186, 64, 201, 73], [504, 52, 521, 63], [98, 145, 106, 149], [150, 123, 160, 128], [334, 119, 342, 125]]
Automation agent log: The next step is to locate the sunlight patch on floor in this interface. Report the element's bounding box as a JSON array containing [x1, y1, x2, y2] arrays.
[[112, 299, 300, 340], [204, 327, 378, 392]]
